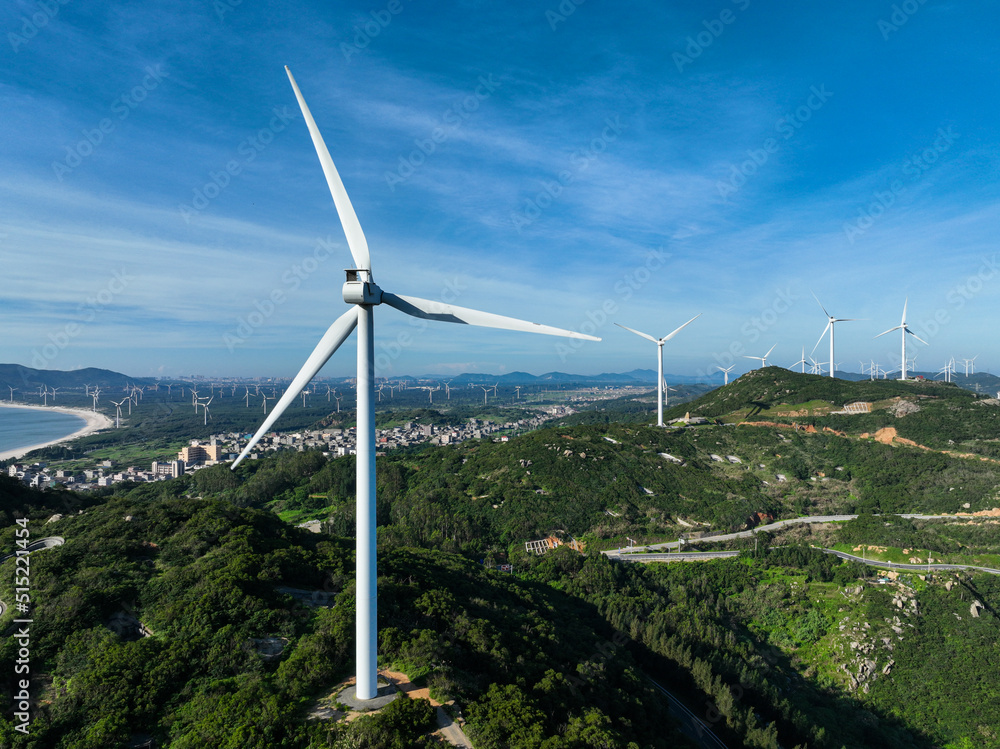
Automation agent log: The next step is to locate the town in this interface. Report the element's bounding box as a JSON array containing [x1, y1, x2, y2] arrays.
[[5, 406, 577, 491]]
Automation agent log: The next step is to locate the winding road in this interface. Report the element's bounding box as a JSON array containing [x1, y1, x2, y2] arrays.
[[604, 514, 991, 556]]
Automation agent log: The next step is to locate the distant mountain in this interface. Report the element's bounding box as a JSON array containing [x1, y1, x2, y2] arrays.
[[0, 364, 154, 392], [414, 369, 708, 386]]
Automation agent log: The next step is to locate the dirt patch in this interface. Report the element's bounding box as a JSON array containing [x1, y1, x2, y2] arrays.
[[380, 670, 443, 707]]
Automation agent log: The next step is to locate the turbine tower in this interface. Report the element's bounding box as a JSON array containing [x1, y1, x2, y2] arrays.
[[615, 314, 701, 427], [231, 67, 599, 702], [874, 298, 927, 381], [811, 293, 860, 378]]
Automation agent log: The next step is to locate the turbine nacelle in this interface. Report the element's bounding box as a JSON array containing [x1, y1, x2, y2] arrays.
[[343, 269, 383, 306]]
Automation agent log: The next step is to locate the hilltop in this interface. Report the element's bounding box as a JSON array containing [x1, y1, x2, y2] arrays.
[[0, 364, 154, 392]]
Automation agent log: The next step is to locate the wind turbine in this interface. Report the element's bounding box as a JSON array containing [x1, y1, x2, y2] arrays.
[[480, 385, 491, 405], [662, 381, 677, 408], [201, 397, 213, 426], [791, 347, 807, 374], [811, 293, 860, 378], [615, 314, 701, 427], [230, 66, 598, 702], [111, 399, 124, 428], [7, 386, 16, 403], [874, 298, 927, 381], [743, 343, 776, 370], [444, 380, 452, 400], [715, 365, 735, 385]]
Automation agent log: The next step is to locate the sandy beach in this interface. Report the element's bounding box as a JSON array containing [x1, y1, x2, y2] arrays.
[[0, 402, 113, 462]]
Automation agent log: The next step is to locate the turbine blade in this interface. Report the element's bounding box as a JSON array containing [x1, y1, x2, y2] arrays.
[[765, 343, 776, 358], [901, 297, 908, 325], [382, 292, 600, 340], [811, 291, 831, 320], [614, 323, 658, 343], [874, 325, 902, 339], [810, 323, 830, 355], [232, 307, 359, 468], [661, 313, 702, 342], [285, 67, 372, 272], [905, 328, 929, 346]]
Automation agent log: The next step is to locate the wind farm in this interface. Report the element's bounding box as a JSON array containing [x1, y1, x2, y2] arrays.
[[5, 2, 1000, 746]]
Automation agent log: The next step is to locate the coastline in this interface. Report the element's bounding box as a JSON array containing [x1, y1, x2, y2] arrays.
[[0, 402, 113, 462]]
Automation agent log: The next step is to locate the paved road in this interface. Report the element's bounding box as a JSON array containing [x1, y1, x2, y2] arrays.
[[613, 547, 1000, 576], [0, 536, 65, 564], [647, 677, 729, 749], [436, 706, 472, 748], [820, 548, 1000, 575], [604, 514, 982, 556]]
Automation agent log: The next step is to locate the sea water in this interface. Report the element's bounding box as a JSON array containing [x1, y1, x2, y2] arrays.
[[0, 407, 87, 456]]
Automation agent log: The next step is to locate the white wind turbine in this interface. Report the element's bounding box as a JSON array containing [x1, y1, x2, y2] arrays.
[[791, 347, 808, 374], [615, 314, 700, 428], [811, 293, 860, 378], [874, 298, 927, 381], [8, 386, 16, 402], [743, 343, 776, 370], [111, 399, 125, 428], [662, 380, 678, 408], [200, 397, 213, 426], [715, 365, 735, 385], [230, 67, 599, 702]]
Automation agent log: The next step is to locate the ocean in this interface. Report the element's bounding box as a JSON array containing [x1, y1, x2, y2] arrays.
[[0, 406, 87, 457]]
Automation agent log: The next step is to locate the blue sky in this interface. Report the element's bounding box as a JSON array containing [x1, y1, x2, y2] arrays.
[[2, 0, 998, 381]]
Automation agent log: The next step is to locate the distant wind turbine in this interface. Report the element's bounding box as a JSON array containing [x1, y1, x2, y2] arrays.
[[811, 293, 861, 378], [715, 365, 735, 386], [229, 66, 599, 703], [615, 314, 701, 427], [874, 298, 927, 381], [110, 399, 124, 428], [744, 343, 776, 369], [791, 348, 807, 374]]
